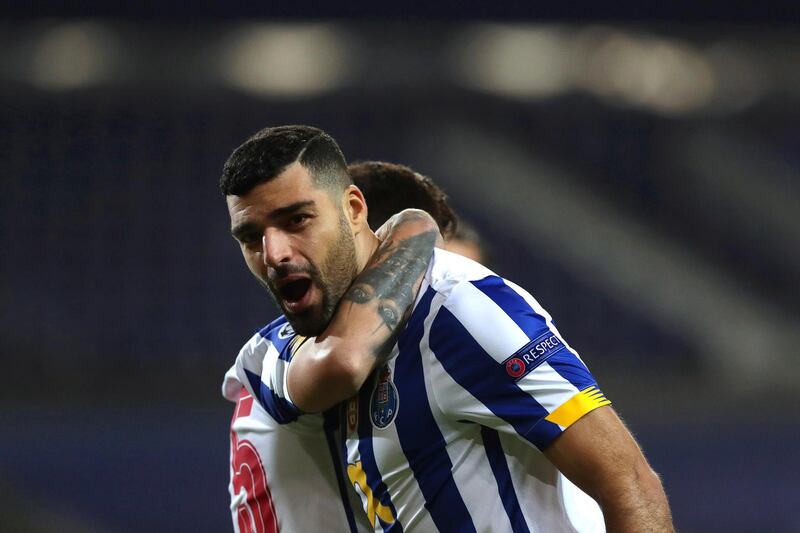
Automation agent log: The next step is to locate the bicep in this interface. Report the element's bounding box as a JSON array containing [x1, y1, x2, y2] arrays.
[[543, 405, 654, 503], [286, 336, 365, 413]]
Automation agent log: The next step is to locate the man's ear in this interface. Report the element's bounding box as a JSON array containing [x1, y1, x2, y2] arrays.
[[344, 185, 369, 234]]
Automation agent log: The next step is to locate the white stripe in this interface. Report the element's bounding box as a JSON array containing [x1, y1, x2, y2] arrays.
[[522, 361, 580, 414], [443, 280, 531, 363], [222, 364, 242, 402], [419, 293, 507, 531], [499, 433, 581, 533]]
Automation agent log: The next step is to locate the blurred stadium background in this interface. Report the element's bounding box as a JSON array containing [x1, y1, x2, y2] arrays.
[[1, 3, 799, 532]]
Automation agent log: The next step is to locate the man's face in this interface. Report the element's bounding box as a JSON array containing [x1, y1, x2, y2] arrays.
[[227, 162, 358, 336]]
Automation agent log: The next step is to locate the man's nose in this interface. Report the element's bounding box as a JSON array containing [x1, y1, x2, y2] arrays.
[[261, 230, 292, 267]]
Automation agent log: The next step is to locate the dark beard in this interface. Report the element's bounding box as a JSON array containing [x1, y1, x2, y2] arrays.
[[283, 213, 357, 337]]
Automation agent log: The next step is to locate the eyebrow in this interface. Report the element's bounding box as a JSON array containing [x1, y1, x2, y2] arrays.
[[230, 200, 316, 239], [269, 200, 316, 219], [230, 222, 257, 240]]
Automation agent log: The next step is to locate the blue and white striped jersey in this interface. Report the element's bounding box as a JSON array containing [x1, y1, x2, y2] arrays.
[[236, 249, 611, 532], [340, 249, 609, 532], [223, 317, 370, 533]]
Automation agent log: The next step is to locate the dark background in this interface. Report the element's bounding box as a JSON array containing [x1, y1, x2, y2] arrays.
[[1, 4, 798, 532]]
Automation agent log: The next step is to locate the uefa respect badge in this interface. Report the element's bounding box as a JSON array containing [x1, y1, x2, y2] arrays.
[[502, 331, 567, 381]]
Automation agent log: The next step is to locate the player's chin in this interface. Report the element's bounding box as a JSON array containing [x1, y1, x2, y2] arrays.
[[283, 306, 326, 337]]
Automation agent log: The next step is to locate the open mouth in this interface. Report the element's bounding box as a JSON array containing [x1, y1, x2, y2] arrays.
[[279, 278, 312, 304]]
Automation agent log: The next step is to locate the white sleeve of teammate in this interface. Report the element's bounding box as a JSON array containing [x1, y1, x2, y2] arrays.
[[233, 330, 303, 424], [222, 364, 243, 402], [233, 333, 267, 400]]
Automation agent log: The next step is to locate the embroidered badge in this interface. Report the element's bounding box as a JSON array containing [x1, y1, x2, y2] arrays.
[[277, 322, 295, 339], [370, 366, 398, 430], [505, 357, 526, 378], [503, 331, 567, 381]]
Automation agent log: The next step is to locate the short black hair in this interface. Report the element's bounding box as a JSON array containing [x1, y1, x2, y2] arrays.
[[220, 125, 351, 196], [349, 161, 457, 239]]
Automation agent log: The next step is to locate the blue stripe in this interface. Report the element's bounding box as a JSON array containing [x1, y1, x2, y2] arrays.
[[471, 276, 597, 391], [544, 350, 597, 391], [257, 315, 293, 356], [356, 378, 403, 532], [471, 276, 548, 335], [394, 288, 476, 533], [277, 335, 298, 362], [481, 427, 530, 533], [257, 315, 288, 338], [243, 368, 300, 424], [428, 307, 563, 450], [323, 408, 359, 533]]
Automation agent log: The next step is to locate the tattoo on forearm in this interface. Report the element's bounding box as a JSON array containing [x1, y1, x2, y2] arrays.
[[342, 229, 438, 359]]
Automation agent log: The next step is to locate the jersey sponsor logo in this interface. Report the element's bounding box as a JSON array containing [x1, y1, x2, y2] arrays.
[[503, 331, 566, 381], [277, 322, 295, 339], [370, 366, 398, 429], [346, 397, 359, 433], [347, 461, 396, 527]]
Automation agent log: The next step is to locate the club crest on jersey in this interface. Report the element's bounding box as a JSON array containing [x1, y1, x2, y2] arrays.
[[370, 366, 398, 430], [277, 322, 295, 339], [502, 331, 567, 381]]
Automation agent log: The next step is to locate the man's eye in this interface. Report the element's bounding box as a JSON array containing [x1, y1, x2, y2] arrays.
[[241, 234, 260, 246], [289, 214, 311, 227]]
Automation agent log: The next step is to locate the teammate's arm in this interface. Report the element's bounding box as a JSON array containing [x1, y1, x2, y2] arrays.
[[544, 406, 674, 532], [288, 209, 442, 413]]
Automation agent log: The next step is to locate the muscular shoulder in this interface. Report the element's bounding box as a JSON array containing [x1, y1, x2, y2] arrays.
[[423, 251, 571, 376], [426, 249, 548, 330], [424, 248, 496, 299]]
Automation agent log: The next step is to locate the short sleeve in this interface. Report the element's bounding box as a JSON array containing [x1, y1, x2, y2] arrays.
[[427, 275, 610, 450], [233, 318, 303, 425]]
